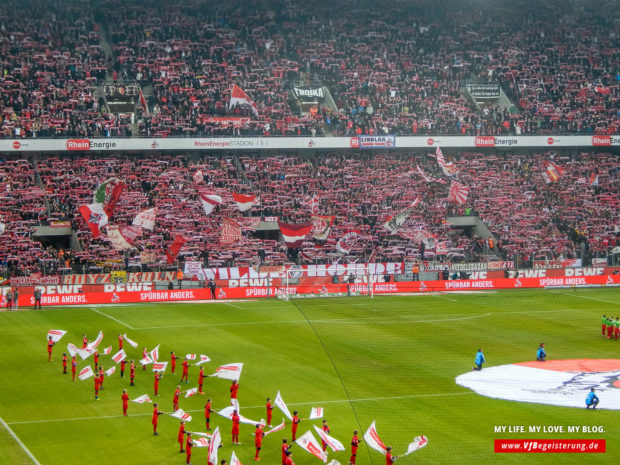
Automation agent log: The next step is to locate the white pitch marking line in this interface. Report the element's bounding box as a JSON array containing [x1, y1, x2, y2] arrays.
[[225, 302, 246, 310], [6, 392, 473, 425], [568, 293, 620, 306], [0, 415, 42, 465], [89, 307, 135, 330], [134, 312, 493, 330]]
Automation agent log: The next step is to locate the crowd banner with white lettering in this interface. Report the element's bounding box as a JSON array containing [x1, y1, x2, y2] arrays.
[[3, 135, 619, 153], [52, 263, 618, 285], [1, 275, 618, 307]]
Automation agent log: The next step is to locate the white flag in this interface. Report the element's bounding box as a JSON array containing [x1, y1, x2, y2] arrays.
[[274, 391, 293, 420], [47, 330, 66, 343], [185, 354, 196, 360], [103, 346, 112, 355], [78, 365, 94, 380], [230, 451, 243, 465], [132, 394, 152, 404], [185, 387, 198, 398], [123, 334, 138, 348], [296, 430, 328, 463], [149, 345, 160, 362], [264, 419, 285, 436], [363, 421, 387, 454], [170, 409, 192, 422], [193, 437, 210, 448], [153, 361, 168, 373], [105, 366, 116, 377], [313, 425, 345, 452], [309, 407, 323, 419], [401, 435, 429, 456], [133, 207, 157, 231], [195, 354, 211, 365], [208, 427, 222, 465], [140, 355, 153, 366], [191, 432, 212, 438], [210, 362, 243, 380], [67, 343, 78, 357], [111, 348, 127, 363], [327, 461, 341, 465], [75, 347, 95, 360], [218, 406, 260, 425], [87, 331, 104, 350]]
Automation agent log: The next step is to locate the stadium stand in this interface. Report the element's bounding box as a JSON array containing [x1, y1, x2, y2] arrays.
[[0, 0, 617, 138], [0, 0, 617, 277]]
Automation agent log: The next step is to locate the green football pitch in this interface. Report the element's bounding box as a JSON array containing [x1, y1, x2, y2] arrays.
[[0, 288, 619, 465]]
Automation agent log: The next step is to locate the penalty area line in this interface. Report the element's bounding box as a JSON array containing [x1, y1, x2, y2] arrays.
[[0, 415, 42, 465], [7, 391, 473, 425], [89, 307, 135, 330]]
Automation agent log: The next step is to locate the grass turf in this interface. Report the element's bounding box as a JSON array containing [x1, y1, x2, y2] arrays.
[[0, 287, 618, 465]]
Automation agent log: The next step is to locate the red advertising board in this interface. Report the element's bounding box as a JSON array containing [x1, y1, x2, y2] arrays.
[[3, 275, 619, 308]]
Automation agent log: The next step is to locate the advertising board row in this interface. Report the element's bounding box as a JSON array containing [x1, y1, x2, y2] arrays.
[[3, 275, 619, 308], [3, 135, 619, 153]]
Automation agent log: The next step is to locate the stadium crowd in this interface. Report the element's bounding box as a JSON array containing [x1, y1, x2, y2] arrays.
[[0, 150, 617, 277], [0, 0, 618, 138]]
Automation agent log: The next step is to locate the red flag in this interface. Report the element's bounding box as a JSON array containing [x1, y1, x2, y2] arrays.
[[541, 161, 565, 184], [220, 218, 242, 245], [278, 221, 313, 248], [589, 173, 599, 186], [198, 190, 222, 216], [193, 170, 204, 185], [447, 181, 469, 205], [165, 234, 189, 264], [310, 194, 319, 214], [434, 147, 458, 176], [311, 214, 334, 240], [104, 181, 126, 218], [79, 203, 108, 238], [229, 85, 259, 116], [336, 229, 362, 254], [232, 192, 256, 212]]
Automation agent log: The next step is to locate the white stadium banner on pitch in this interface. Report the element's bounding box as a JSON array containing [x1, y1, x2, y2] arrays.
[[105, 366, 116, 377], [87, 330, 104, 350], [193, 437, 210, 448], [313, 424, 346, 452], [456, 359, 620, 410], [363, 421, 387, 454], [111, 349, 127, 363], [152, 361, 168, 373], [78, 366, 94, 381], [218, 406, 261, 425], [123, 333, 138, 348], [103, 346, 112, 355], [47, 330, 66, 343], [132, 394, 152, 404], [296, 430, 328, 463], [149, 345, 160, 362], [309, 407, 323, 419], [402, 435, 429, 456], [230, 451, 243, 465], [195, 354, 211, 365], [274, 391, 293, 420], [264, 419, 285, 436], [67, 343, 78, 357], [170, 409, 192, 422], [211, 362, 243, 380], [208, 427, 222, 465]]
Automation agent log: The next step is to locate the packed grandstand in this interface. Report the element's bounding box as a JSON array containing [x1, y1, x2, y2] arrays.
[[0, 0, 618, 282]]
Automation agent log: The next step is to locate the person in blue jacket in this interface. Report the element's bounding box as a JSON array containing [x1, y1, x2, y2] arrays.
[[536, 343, 547, 361], [473, 348, 485, 371], [585, 388, 599, 409]]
